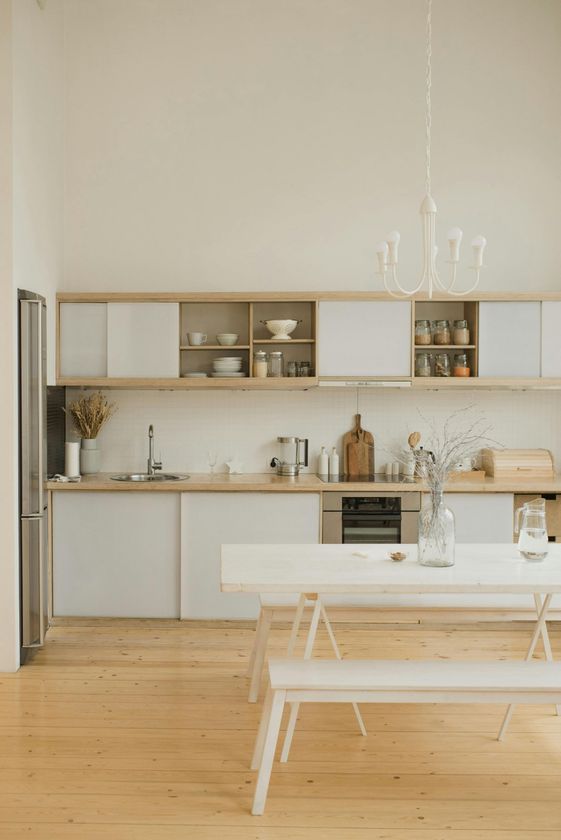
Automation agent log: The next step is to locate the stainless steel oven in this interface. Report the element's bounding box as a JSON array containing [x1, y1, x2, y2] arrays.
[[322, 492, 420, 544]]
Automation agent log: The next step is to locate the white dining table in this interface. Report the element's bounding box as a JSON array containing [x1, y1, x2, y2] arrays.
[[221, 543, 561, 744]]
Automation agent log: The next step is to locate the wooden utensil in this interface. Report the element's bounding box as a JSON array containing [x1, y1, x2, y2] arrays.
[[344, 414, 375, 476], [408, 431, 421, 450]]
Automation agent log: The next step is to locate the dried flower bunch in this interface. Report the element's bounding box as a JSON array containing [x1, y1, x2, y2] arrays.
[[65, 392, 116, 439], [415, 408, 497, 491]]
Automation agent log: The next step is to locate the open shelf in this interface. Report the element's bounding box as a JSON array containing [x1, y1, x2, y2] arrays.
[[180, 344, 250, 350], [414, 344, 476, 350], [253, 338, 315, 345]]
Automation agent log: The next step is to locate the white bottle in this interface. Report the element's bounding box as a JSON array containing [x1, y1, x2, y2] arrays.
[[329, 447, 340, 478], [318, 446, 329, 475]]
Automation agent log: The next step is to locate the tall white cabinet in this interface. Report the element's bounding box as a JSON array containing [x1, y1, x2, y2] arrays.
[[318, 301, 411, 377], [181, 492, 321, 619], [478, 302, 541, 377]]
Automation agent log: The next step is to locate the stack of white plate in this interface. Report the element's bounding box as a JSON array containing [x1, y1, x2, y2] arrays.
[[212, 357, 246, 378]]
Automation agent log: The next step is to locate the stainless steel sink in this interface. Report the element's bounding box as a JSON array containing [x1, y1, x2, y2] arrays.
[[110, 473, 189, 482]]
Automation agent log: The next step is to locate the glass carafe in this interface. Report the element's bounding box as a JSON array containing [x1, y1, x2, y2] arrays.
[[515, 498, 549, 561], [418, 489, 455, 567]]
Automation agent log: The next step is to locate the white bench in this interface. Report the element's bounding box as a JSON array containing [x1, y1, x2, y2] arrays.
[[250, 658, 561, 815]]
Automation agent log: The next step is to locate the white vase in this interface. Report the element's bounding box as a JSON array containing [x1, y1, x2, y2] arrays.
[[80, 438, 100, 474]]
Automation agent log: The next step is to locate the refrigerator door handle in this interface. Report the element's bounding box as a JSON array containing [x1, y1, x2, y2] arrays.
[[20, 299, 44, 516]]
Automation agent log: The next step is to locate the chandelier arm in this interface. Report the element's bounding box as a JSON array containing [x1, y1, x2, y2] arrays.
[[439, 270, 482, 297], [382, 267, 426, 298]]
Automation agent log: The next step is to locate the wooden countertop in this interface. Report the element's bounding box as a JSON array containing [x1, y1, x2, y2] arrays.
[[46, 473, 561, 494]]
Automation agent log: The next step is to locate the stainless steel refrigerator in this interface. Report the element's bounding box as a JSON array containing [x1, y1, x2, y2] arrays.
[[19, 290, 48, 661]]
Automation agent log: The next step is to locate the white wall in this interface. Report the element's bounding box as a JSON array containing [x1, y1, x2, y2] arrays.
[[67, 387, 561, 476], [63, 0, 561, 293], [13, 0, 64, 385], [0, 0, 18, 673]]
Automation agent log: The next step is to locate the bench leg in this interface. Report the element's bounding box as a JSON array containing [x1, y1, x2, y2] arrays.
[[248, 610, 272, 703], [252, 689, 286, 816], [286, 593, 306, 656], [246, 608, 263, 676], [498, 592, 552, 741], [251, 684, 274, 770], [321, 602, 367, 737], [280, 598, 322, 763], [534, 594, 560, 717]]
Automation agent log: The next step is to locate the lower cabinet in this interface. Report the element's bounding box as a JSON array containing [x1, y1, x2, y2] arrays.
[[53, 492, 180, 618], [180, 492, 321, 619], [444, 493, 514, 543]]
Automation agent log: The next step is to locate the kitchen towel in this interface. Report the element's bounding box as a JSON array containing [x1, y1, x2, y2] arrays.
[[64, 441, 80, 478]]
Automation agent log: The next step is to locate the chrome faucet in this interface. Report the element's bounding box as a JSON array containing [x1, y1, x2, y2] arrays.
[[147, 425, 162, 475]]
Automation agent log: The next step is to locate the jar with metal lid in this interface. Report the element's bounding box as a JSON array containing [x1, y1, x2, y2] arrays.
[[415, 352, 432, 377], [253, 350, 268, 378], [433, 320, 451, 345], [453, 352, 470, 377], [453, 319, 470, 345], [415, 319, 432, 345], [434, 352, 451, 376], [268, 351, 284, 378]]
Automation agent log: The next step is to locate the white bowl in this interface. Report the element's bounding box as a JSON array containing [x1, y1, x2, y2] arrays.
[[216, 334, 239, 346], [262, 319, 300, 340]]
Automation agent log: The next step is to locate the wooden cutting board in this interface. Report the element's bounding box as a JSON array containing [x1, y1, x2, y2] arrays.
[[343, 414, 375, 476]]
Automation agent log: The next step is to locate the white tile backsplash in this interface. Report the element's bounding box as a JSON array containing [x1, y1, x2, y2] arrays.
[[66, 387, 561, 476]]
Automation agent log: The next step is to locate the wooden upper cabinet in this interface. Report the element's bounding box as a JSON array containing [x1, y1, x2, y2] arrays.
[[107, 303, 179, 378], [478, 302, 541, 378], [59, 303, 108, 377], [541, 301, 561, 377], [318, 301, 411, 377]]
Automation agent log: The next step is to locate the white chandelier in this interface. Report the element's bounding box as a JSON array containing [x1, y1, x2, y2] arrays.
[[376, 0, 486, 298]]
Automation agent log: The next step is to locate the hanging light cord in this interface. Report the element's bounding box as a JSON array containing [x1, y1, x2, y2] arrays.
[[425, 0, 432, 196]]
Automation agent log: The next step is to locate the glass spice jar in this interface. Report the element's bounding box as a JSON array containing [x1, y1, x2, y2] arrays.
[[434, 352, 451, 376], [286, 361, 298, 377], [415, 319, 432, 345], [253, 350, 268, 378], [433, 320, 451, 345], [453, 352, 470, 377], [298, 361, 311, 377], [415, 352, 432, 377], [268, 351, 284, 377], [453, 319, 470, 345]]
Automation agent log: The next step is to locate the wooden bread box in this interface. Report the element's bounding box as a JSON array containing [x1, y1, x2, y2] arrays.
[[481, 448, 555, 479]]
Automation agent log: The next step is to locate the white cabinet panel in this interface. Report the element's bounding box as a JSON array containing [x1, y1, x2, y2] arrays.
[[59, 303, 107, 377], [107, 303, 179, 378], [181, 493, 321, 619], [541, 301, 561, 377], [444, 493, 514, 543], [478, 302, 540, 377], [318, 301, 411, 377], [53, 492, 180, 618]]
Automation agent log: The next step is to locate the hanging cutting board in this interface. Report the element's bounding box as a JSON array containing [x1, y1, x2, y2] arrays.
[[343, 414, 375, 477]]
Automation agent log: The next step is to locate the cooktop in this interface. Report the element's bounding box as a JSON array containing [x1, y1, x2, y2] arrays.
[[317, 474, 417, 484]]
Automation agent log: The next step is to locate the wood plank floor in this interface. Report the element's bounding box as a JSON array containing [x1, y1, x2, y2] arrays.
[[1, 618, 561, 839]]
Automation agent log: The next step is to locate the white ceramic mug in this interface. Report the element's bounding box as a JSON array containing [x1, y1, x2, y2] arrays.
[[188, 332, 207, 346]]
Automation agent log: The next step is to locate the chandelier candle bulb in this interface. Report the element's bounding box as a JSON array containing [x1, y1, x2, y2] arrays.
[[375, 241, 388, 273], [386, 231, 400, 265], [471, 235, 487, 268], [447, 227, 463, 262]]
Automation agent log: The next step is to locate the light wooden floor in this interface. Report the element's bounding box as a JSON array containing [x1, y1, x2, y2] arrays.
[[1, 618, 561, 839]]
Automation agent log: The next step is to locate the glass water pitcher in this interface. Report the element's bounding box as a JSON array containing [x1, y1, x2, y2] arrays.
[[515, 498, 549, 561]]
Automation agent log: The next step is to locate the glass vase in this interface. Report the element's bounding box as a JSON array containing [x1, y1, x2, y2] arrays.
[[418, 489, 455, 567]]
